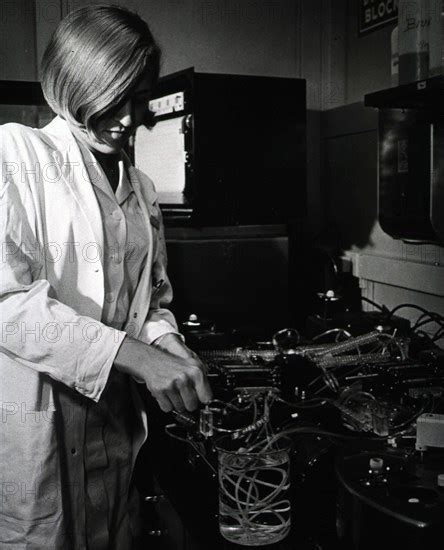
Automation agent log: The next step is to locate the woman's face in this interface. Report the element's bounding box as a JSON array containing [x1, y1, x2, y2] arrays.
[[72, 72, 153, 155]]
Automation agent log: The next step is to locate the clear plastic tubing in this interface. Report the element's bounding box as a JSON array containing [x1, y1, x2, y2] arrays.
[[216, 437, 291, 546]]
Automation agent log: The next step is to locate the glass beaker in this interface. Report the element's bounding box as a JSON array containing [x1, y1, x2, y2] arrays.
[[216, 436, 291, 546]]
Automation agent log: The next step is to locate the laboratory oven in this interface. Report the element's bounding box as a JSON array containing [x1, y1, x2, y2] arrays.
[[132, 68, 306, 226]]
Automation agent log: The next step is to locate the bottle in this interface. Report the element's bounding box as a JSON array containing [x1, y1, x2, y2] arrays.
[[391, 25, 399, 86], [398, 0, 430, 83], [428, 0, 443, 76]]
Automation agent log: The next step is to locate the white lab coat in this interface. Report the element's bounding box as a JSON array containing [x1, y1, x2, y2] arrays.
[[0, 116, 178, 548]]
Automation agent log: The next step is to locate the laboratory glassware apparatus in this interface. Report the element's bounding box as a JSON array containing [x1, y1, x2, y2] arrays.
[[216, 435, 292, 546], [201, 390, 293, 547]]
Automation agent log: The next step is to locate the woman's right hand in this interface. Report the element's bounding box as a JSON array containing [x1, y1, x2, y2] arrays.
[[114, 336, 212, 412]]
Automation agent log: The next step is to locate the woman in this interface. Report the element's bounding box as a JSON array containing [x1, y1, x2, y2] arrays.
[[0, 5, 212, 549]]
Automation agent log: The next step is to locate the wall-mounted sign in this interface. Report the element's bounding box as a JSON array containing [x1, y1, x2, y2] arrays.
[[359, 0, 398, 36]]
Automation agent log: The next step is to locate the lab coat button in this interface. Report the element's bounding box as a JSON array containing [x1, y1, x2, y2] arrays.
[[71, 448, 77, 455], [133, 312, 138, 318], [112, 211, 122, 221]]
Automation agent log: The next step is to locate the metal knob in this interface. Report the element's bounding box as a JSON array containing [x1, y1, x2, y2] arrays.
[[144, 494, 164, 503]]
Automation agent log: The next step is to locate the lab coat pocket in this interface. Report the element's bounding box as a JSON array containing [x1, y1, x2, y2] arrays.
[[146, 198, 160, 230], [152, 275, 165, 294], [0, 407, 63, 526], [148, 211, 161, 254], [150, 260, 168, 305]]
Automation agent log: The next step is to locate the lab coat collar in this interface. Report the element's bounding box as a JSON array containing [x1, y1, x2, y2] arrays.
[[42, 117, 157, 204], [123, 152, 158, 208], [42, 115, 79, 150], [42, 116, 105, 270], [41, 115, 157, 272], [76, 142, 133, 206], [116, 161, 133, 205]]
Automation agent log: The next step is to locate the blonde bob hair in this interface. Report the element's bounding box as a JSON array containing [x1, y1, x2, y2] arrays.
[[41, 5, 160, 136]]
